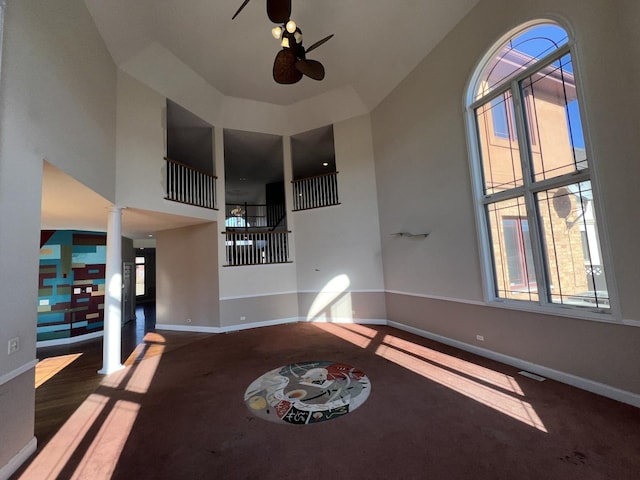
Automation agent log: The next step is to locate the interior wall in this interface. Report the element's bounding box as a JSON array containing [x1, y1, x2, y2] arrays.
[[371, 0, 640, 395], [219, 293, 299, 328], [0, 0, 117, 474], [293, 114, 385, 320], [6, 0, 117, 200], [155, 223, 219, 328], [115, 71, 218, 222]]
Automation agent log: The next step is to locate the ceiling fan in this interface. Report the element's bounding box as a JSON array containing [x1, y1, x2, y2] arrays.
[[232, 0, 334, 85]]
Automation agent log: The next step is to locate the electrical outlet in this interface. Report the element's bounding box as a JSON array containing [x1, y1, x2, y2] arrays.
[[8, 337, 19, 355], [476, 335, 484, 342], [240, 316, 246, 321]]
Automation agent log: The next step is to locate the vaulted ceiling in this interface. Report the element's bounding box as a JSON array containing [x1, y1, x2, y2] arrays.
[[84, 0, 480, 110], [42, 1, 482, 239]]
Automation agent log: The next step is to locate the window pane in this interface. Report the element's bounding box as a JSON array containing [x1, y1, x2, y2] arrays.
[[487, 198, 538, 301], [475, 91, 523, 195], [476, 24, 569, 100], [135, 256, 145, 264], [536, 182, 609, 309], [136, 265, 145, 296], [490, 94, 517, 140], [522, 54, 587, 182]]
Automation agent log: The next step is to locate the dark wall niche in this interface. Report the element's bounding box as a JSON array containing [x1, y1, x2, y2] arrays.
[[291, 124, 336, 180], [166, 99, 214, 175], [223, 128, 284, 206]]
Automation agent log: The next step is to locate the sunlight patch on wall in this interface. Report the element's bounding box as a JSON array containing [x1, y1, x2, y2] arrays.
[[307, 274, 352, 322]]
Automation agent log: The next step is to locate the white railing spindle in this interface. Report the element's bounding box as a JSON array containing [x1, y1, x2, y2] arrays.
[[164, 158, 217, 210], [223, 230, 290, 266], [291, 172, 339, 211]]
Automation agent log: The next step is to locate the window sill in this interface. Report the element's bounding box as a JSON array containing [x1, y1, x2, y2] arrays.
[[484, 298, 633, 326]]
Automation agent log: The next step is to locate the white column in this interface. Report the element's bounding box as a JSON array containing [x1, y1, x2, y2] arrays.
[[98, 206, 124, 375]]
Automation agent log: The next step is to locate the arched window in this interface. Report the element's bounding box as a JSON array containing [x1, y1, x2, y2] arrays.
[[466, 22, 610, 312]]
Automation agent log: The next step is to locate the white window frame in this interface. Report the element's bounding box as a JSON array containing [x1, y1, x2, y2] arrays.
[[464, 19, 621, 324]]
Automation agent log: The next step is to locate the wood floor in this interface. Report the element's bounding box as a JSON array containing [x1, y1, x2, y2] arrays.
[[33, 304, 158, 448]]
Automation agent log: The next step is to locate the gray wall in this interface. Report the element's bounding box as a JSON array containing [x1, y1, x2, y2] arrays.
[[371, 0, 640, 395], [0, 0, 116, 473], [156, 223, 220, 328]]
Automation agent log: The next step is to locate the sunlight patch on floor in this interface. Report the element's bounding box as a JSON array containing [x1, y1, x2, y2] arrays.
[[19, 394, 109, 479], [313, 322, 372, 348], [35, 353, 83, 388], [337, 323, 379, 338], [312, 323, 545, 432], [375, 343, 547, 432], [381, 334, 524, 395], [70, 400, 140, 480], [20, 333, 167, 479], [125, 344, 165, 394]]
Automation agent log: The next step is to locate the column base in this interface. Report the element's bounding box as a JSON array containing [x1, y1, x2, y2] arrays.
[[97, 364, 125, 375]]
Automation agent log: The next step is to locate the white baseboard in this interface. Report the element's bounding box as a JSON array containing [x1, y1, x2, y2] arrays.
[[0, 360, 38, 387], [156, 317, 301, 334], [155, 317, 388, 334], [219, 317, 301, 333], [155, 323, 222, 334], [36, 331, 103, 348], [387, 320, 640, 409], [300, 317, 388, 325], [0, 437, 37, 480]]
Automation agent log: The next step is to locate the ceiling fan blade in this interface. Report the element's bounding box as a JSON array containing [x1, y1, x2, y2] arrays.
[[231, 0, 252, 19], [295, 59, 325, 81], [305, 34, 334, 54], [273, 49, 303, 84], [267, 0, 291, 24]]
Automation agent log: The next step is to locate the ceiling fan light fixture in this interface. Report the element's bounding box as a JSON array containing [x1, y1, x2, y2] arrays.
[[281, 36, 290, 48], [286, 20, 297, 33], [271, 25, 283, 39], [294, 31, 302, 43]]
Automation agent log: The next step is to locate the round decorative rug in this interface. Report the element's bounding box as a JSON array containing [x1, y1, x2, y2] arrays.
[[244, 361, 371, 425]]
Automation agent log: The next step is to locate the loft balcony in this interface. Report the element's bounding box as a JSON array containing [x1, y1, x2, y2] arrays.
[[164, 157, 218, 210], [223, 203, 290, 266], [292, 171, 339, 211]]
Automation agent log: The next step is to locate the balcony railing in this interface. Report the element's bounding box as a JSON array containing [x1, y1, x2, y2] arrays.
[[292, 171, 339, 211], [165, 157, 217, 210], [223, 229, 290, 266]]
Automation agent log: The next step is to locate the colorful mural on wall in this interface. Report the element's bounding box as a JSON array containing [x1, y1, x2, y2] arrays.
[[37, 231, 107, 342], [244, 361, 371, 425]]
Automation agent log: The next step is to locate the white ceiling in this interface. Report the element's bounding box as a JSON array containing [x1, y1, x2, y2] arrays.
[[42, 162, 213, 241], [83, 0, 480, 108], [41, 1, 481, 240]]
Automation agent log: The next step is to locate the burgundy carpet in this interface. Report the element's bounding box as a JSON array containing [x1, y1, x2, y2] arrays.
[[20, 322, 640, 479]]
